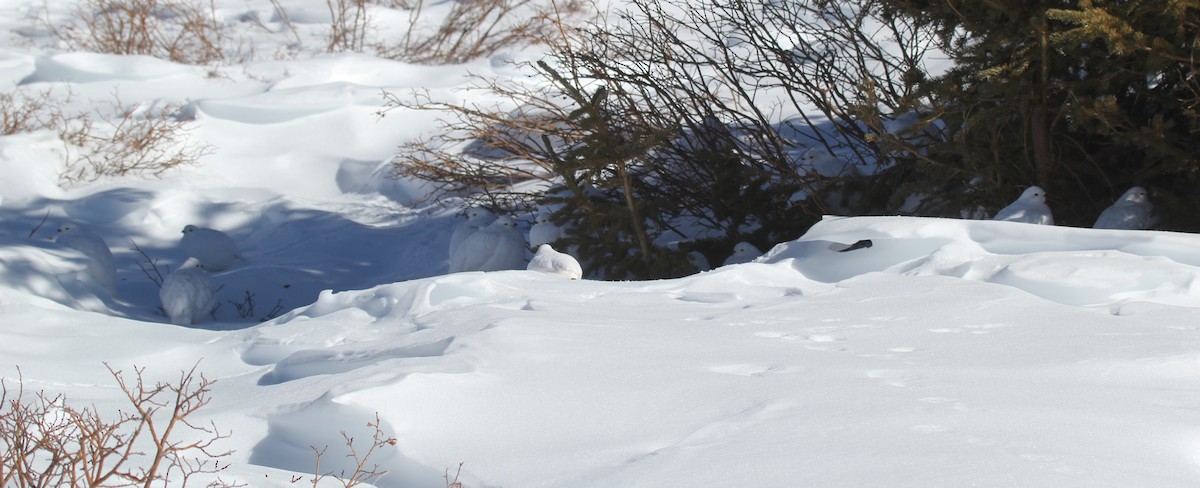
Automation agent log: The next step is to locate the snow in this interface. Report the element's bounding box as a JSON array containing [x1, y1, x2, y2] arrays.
[[2, 2, 1200, 487]]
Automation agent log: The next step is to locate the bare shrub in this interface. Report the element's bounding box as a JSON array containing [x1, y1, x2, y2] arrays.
[[381, 0, 589, 64], [291, 412, 397, 488], [0, 363, 241, 487], [38, 0, 228, 65], [228, 291, 285, 322], [326, 0, 370, 53], [60, 98, 214, 184], [444, 462, 464, 488], [383, 0, 938, 278], [381, 83, 568, 209], [0, 86, 82, 136], [0, 88, 206, 185]]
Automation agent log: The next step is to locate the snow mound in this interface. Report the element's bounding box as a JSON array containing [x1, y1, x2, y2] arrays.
[[764, 215, 1200, 311]]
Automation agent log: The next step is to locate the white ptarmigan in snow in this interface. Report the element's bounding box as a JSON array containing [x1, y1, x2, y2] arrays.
[[992, 186, 1054, 225], [159, 258, 215, 325], [1093, 186, 1155, 230], [180, 225, 242, 271], [723, 241, 763, 266], [687, 251, 711, 272], [52, 223, 117, 296], [448, 207, 496, 272], [527, 244, 584, 280], [457, 216, 527, 272], [528, 207, 563, 249]]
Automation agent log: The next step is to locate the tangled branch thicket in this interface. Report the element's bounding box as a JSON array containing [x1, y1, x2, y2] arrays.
[[380, 0, 589, 64], [38, 0, 229, 65], [60, 98, 214, 184], [0, 363, 240, 487], [325, 0, 370, 53], [2, 87, 213, 184], [0, 87, 80, 136], [385, 0, 939, 279], [292, 412, 397, 488]]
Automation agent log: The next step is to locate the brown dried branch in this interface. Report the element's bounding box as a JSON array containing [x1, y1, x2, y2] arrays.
[[0, 363, 242, 488], [36, 0, 227, 65]]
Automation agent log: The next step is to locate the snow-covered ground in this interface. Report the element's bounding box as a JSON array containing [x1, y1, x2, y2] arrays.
[[3, 1, 1200, 487]]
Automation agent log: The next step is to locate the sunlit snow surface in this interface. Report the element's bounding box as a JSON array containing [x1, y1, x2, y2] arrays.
[[7, 212, 1200, 487], [3, 1, 1200, 486]]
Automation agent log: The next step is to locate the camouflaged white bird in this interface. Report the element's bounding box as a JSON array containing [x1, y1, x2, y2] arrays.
[[993, 186, 1054, 225], [52, 223, 116, 296], [1093, 186, 1155, 230], [449, 207, 496, 273], [687, 251, 711, 272], [723, 241, 763, 266], [458, 215, 527, 272], [527, 244, 583, 280], [180, 224, 242, 271], [159, 257, 215, 325], [528, 207, 563, 249]]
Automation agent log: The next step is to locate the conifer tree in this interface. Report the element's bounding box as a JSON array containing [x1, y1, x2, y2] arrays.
[[535, 61, 681, 280], [876, 0, 1200, 228]]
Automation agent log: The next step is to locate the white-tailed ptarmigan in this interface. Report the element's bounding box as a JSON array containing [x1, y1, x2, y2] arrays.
[[993, 186, 1054, 225], [527, 244, 583, 280], [458, 215, 527, 272], [159, 258, 215, 325], [449, 207, 495, 272], [687, 251, 710, 272], [1093, 186, 1155, 230], [180, 225, 242, 271], [722, 241, 763, 266], [52, 223, 117, 296], [528, 207, 563, 249]]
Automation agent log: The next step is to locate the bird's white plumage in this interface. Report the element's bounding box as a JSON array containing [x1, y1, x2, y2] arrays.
[[527, 244, 583, 280], [1093, 186, 1154, 230], [159, 258, 215, 325], [449, 207, 496, 272], [528, 208, 563, 249], [52, 223, 116, 295], [723, 242, 763, 266], [993, 186, 1054, 225], [687, 251, 710, 272], [180, 224, 241, 271], [457, 216, 527, 272]]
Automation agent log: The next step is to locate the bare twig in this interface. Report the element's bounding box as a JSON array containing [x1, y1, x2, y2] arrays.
[[131, 239, 166, 288], [444, 462, 465, 488], [27, 209, 50, 239], [298, 412, 397, 487]]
